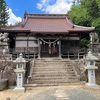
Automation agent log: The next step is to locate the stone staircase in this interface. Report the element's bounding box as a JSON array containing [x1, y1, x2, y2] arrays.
[[29, 58, 80, 85]]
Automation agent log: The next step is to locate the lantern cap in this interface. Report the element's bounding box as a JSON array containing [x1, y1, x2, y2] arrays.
[[13, 53, 26, 63], [19, 53, 23, 57], [86, 51, 99, 61]]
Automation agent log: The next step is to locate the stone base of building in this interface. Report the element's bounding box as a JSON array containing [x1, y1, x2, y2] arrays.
[[14, 87, 25, 92]]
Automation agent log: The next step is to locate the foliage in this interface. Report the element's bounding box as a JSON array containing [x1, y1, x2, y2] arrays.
[[68, 0, 100, 47], [92, 18, 100, 33], [68, 5, 91, 27], [81, 0, 100, 19], [80, 37, 90, 48], [69, 0, 100, 32], [0, 0, 9, 26]]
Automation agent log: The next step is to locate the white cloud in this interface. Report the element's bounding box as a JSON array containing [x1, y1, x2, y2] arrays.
[[37, 0, 74, 14], [8, 8, 22, 25]]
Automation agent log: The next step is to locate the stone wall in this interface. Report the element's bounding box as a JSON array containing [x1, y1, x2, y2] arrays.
[[72, 59, 87, 81], [96, 61, 100, 84], [70, 59, 100, 84], [0, 60, 16, 86]]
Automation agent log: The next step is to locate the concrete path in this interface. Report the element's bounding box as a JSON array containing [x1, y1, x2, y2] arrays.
[[0, 85, 100, 100], [24, 86, 100, 100]]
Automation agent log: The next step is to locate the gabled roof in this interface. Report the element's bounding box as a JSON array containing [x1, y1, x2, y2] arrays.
[[0, 13, 95, 34]]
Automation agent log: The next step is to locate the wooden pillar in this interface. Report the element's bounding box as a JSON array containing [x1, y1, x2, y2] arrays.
[[38, 39, 41, 58], [27, 34, 29, 51], [59, 40, 61, 58], [27, 34, 30, 59]]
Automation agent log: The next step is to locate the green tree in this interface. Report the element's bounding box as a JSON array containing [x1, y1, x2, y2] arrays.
[[92, 18, 100, 33], [81, 0, 100, 19], [0, 0, 9, 26], [69, 0, 100, 30], [80, 37, 90, 48], [69, 0, 100, 47], [68, 5, 91, 27], [81, 0, 100, 33]]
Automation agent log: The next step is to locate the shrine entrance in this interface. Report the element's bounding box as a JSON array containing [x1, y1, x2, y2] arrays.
[[38, 38, 61, 58]]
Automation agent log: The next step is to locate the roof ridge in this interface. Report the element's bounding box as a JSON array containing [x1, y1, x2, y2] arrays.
[[24, 13, 68, 18], [65, 17, 74, 28], [74, 25, 95, 29], [1, 24, 21, 29], [21, 17, 28, 27]]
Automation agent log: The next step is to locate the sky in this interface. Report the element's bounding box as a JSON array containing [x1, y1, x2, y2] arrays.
[[5, 0, 74, 25]]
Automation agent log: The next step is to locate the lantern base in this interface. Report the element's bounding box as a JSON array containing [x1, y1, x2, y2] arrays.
[[14, 87, 25, 92], [85, 83, 100, 88]]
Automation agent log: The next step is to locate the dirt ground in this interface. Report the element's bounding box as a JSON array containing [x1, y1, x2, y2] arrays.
[[0, 85, 100, 100]]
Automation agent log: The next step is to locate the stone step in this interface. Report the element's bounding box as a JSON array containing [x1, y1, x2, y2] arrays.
[[31, 79, 78, 84], [34, 62, 71, 65], [34, 64, 72, 67], [34, 65, 69, 67], [29, 59, 79, 84], [32, 73, 67, 77], [34, 60, 70, 62], [32, 76, 68, 80], [35, 62, 71, 64], [31, 76, 77, 80], [33, 69, 71, 72], [33, 72, 75, 76], [34, 64, 71, 66], [35, 64, 70, 66], [35, 62, 71, 65], [34, 65, 73, 68], [33, 65, 72, 68], [33, 68, 74, 72], [32, 73, 76, 77], [35, 65, 71, 67], [34, 64, 70, 67], [33, 68, 73, 72], [33, 70, 75, 73], [25, 81, 85, 86], [33, 70, 68, 74], [33, 66, 72, 69], [35, 61, 69, 62]]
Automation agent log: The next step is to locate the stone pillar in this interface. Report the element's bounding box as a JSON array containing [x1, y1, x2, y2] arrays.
[[14, 69, 25, 92], [85, 51, 99, 88], [88, 70, 96, 85]]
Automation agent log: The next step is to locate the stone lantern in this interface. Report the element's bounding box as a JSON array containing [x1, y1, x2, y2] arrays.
[[13, 53, 26, 92], [85, 51, 99, 88]]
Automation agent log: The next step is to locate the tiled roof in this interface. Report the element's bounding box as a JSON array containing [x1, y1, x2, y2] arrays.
[[1, 13, 95, 33]]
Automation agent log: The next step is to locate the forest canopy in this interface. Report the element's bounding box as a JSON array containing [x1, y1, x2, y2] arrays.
[[68, 0, 100, 33], [68, 0, 100, 47]]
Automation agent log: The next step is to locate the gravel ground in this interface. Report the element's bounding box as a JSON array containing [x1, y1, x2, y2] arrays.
[[0, 85, 100, 100]]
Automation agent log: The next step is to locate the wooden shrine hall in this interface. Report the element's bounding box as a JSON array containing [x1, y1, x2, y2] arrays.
[[0, 13, 95, 58]]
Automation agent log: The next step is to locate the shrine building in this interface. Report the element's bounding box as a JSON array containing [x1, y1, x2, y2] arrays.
[[0, 13, 95, 59]]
